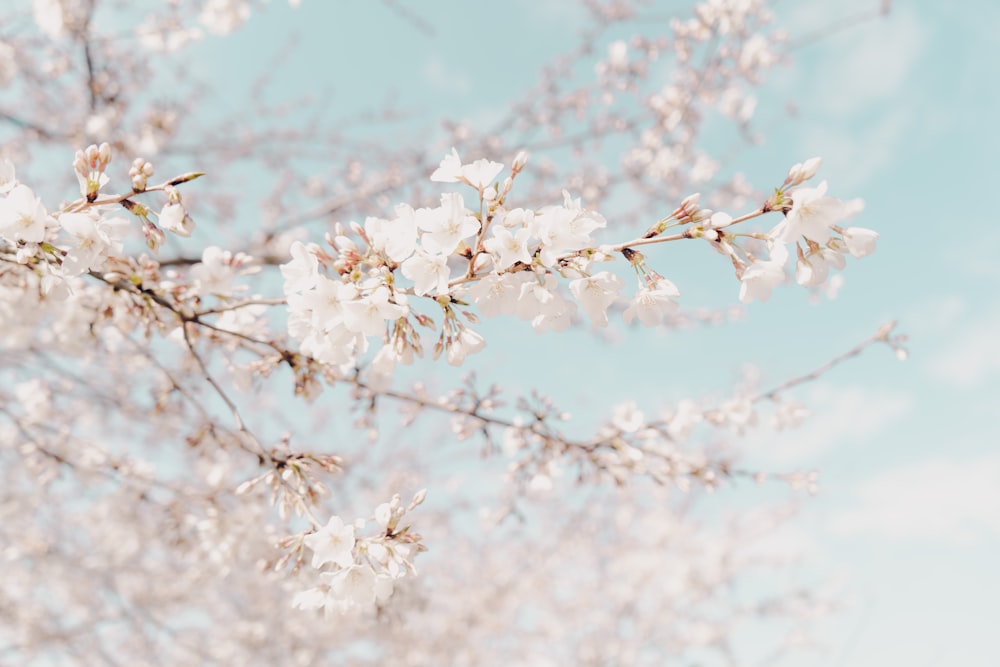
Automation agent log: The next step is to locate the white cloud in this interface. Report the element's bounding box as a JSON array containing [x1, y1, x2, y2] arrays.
[[806, 6, 928, 118], [422, 56, 471, 95], [748, 383, 913, 466], [830, 454, 1000, 544], [926, 308, 1000, 388], [793, 107, 909, 190]]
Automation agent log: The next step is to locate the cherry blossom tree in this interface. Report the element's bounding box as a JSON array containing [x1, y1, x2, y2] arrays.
[[0, 0, 904, 664]]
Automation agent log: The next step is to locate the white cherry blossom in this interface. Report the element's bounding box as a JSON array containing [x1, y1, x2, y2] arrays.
[[341, 286, 408, 336], [531, 191, 607, 266], [401, 249, 450, 296], [191, 246, 237, 296], [430, 148, 504, 189], [623, 278, 681, 326], [467, 272, 525, 317], [303, 515, 356, 569], [569, 271, 625, 328], [445, 327, 486, 366], [58, 212, 127, 276], [460, 158, 504, 190], [483, 225, 532, 270], [739, 243, 788, 304], [366, 204, 418, 263], [418, 192, 480, 255], [158, 201, 195, 237], [280, 240, 319, 294], [0, 184, 52, 243], [769, 181, 845, 244], [796, 247, 845, 287], [429, 148, 463, 182], [840, 226, 879, 258]]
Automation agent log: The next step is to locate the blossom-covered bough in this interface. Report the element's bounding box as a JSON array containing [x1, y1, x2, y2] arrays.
[[0, 0, 904, 664]]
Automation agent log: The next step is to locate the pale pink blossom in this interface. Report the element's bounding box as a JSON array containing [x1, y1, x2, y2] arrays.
[[58, 212, 127, 276], [341, 286, 408, 336], [795, 247, 845, 287], [191, 246, 237, 296], [158, 201, 195, 237], [401, 250, 450, 296], [623, 278, 680, 326], [366, 204, 419, 263], [769, 181, 845, 244], [280, 241, 319, 294], [569, 271, 624, 328], [483, 225, 532, 270], [430, 148, 463, 182], [840, 226, 879, 258], [418, 193, 480, 255], [461, 159, 504, 190], [303, 515, 356, 569], [326, 564, 377, 608], [0, 184, 52, 243], [467, 272, 525, 317], [445, 327, 486, 366], [739, 243, 788, 304]]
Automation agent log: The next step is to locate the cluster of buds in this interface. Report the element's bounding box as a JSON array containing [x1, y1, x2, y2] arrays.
[[374, 489, 427, 537], [72, 142, 111, 202], [642, 192, 712, 238], [433, 300, 486, 366], [326, 223, 365, 277], [129, 158, 154, 192]]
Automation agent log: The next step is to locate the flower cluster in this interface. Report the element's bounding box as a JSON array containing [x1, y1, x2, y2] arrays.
[[734, 159, 879, 303], [282, 151, 877, 381], [0, 146, 203, 298], [288, 490, 427, 616]]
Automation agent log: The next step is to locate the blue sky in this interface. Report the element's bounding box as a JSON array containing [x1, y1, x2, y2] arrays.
[[157, 1, 1000, 663], [2, 0, 997, 663]]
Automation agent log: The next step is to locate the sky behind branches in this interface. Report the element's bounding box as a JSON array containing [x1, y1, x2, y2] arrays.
[[89, 0, 1000, 663], [9, 0, 1000, 667]]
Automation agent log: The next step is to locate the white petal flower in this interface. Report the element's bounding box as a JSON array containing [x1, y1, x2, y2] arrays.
[[59, 211, 125, 276], [445, 327, 486, 366], [303, 515, 356, 569], [430, 148, 463, 183], [468, 272, 525, 317], [366, 204, 418, 263], [623, 278, 680, 326], [769, 181, 845, 244], [796, 247, 845, 287], [401, 250, 450, 296], [0, 184, 52, 243], [739, 243, 788, 304], [281, 241, 319, 294], [460, 158, 504, 190], [418, 193, 480, 256], [531, 191, 606, 266], [569, 271, 624, 328], [327, 564, 377, 608], [191, 246, 236, 296], [483, 226, 532, 270], [158, 202, 195, 237], [841, 226, 879, 258], [341, 286, 408, 336]]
